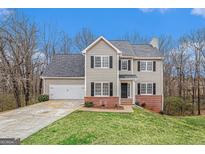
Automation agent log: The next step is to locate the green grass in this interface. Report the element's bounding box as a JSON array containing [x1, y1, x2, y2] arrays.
[[22, 108, 205, 145]]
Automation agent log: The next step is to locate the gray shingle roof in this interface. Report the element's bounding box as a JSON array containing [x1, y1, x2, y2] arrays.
[[132, 44, 163, 57], [110, 41, 135, 56], [42, 54, 84, 77], [110, 40, 163, 57], [43, 39, 163, 77]]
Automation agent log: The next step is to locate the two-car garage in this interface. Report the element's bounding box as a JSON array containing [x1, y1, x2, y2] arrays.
[[49, 84, 84, 99], [41, 54, 85, 100], [43, 78, 85, 100]]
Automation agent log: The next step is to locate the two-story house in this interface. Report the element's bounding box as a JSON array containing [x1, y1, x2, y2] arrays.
[[42, 36, 164, 112]]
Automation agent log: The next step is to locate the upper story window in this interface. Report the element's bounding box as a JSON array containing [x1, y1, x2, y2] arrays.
[[121, 59, 128, 70], [119, 59, 131, 71], [94, 56, 109, 68], [140, 61, 153, 72], [102, 56, 109, 68], [95, 56, 101, 68]]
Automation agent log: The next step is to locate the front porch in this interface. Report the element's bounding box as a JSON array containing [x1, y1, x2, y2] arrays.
[[119, 74, 137, 105]]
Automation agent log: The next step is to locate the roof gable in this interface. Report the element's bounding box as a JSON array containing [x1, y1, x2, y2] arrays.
[[82, 36, 122, 54]]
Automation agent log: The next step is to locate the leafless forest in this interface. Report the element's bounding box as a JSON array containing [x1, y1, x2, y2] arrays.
[[0, 12, 205, 115]]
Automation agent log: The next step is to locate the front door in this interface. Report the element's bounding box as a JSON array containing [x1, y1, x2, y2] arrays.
[[121, 83, 128, 98]]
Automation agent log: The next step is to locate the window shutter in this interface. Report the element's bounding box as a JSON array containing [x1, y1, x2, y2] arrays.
[[109, 56, 113, 68], [91, 82, 94, 96], [110, 82, 113, 96], [153, 83, 156, 95], [119, 60, 121, 70], [137, 83, 140, 95], [91, 56, 94, 68], [138, 61, 140, 71], [153, 61, 156, 72], [128, 60, 131, 71]]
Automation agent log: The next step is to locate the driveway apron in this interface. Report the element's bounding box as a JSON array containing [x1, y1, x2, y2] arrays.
[[0, 100, 83, 140]]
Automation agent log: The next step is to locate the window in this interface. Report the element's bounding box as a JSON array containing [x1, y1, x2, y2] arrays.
[[140, 61, 153, 72], [140, 61, 146, 71], [94, 82, 109, 96], [94, 56, 109, 68], [127, 83, 130, 98], [102, 56, 109, 68], [121, 59, 128, 70], [140, 83, 147, 94], [103, 83, 109, 96], [147, 83, 153, 94], [140, 83, 153, 95], [147, 62, 153, 71], [94, 83, 101, 96], [95, 56, 101, 68]]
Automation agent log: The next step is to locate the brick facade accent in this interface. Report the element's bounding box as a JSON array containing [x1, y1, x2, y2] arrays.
[[84, 97, 119, 108], [136, 95, 162, 112]]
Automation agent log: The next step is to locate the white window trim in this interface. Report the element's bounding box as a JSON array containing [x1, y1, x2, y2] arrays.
[[140, 82, 153, 95], [94, 82, 110, 97], [140, 61, 153, 72], [121, 59, 128, 71], [94, 55, 110, 69]]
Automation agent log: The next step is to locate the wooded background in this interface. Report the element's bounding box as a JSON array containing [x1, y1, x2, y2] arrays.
[[0, 12, 205, 115]]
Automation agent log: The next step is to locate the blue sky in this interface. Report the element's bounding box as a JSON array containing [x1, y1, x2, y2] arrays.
[[1, 8, 205, 40]]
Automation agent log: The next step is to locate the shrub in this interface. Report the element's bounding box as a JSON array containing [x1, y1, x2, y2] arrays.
[[84, 102, 93, 107], [135, 101, 140, 106], [159, 110, 164, 115], [164, 96, 192, 115], [38, 95, 49, 102], [141, 103, 146, 107]]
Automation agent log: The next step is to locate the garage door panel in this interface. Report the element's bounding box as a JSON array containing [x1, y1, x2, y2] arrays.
[[49, 85, 84, 99]]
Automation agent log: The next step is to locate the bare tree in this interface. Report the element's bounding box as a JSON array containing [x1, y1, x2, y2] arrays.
[[74, 28, 95, 51], [59, 31, 72, 54], [121, 32, 149, 44], [187, 28, 205, 115], [0, 28, 22, 108], [0, 12, 39, 107]]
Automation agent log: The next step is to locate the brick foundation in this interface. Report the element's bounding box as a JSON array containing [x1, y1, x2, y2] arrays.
[[84, 97, 120, 108], [136, 95, 162, 112]]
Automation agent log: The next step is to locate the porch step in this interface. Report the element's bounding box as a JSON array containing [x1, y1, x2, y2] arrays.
[[121, 102, 133, 105], [121, 98, 133, 105]]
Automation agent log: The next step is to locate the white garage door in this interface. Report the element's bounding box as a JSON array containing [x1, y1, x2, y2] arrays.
[[49, 85, 84, 99]]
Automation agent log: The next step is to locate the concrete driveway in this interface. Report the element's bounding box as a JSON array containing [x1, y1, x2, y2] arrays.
[[0, 100, 83, 141]]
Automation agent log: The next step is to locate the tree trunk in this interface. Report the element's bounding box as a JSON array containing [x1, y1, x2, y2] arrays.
[[39, 78, 43, 95], [197, 78, 201, 115], [12, 78, 21, 108]]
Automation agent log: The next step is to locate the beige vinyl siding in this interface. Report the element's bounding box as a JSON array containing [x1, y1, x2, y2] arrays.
[[44, 78, 84, 94], [86, 40, 118, 96], [133, 59, 163, 95]]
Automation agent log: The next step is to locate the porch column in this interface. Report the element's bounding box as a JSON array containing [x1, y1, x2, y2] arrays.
[[132, 80, 135, 104]]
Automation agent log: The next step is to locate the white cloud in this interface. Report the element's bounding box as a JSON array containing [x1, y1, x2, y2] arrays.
[[0, 9, 13, 18], [191, 8, 205, 18], [139, 8, 170, 14]]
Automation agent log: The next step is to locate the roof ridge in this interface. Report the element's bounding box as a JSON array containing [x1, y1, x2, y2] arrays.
[[131, 43, 152, 46], [109, 40, 129, 42], [55, 53, 82, 55]]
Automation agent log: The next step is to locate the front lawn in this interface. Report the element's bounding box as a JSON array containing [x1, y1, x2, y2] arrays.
[[22, 108, 205, 144]]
